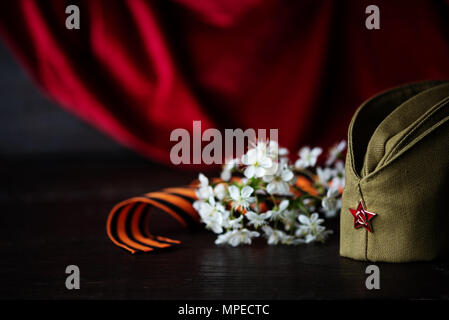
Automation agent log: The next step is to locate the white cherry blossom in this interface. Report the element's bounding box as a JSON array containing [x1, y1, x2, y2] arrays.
[[221, 158, 238, 181], [215, 228, 260, 247], [196, 186, 213, 200], [262, 226, 286, 245], [223, 215, 243, 230], [241, 146, 273, 178], [196, 198, 226, 234], [334, 160, 345, 175], [326, 140, 346, 166], [278, 147, 289, 157], [295, 146, 322, 169], [331, 176, 345, 191], [280, 210, 299, 231], [281, 235, 305, 245], [195, 173, 213, 200], [228, 185, 254, 210], [198, 173, 209, 187], [193, 139, 343, 247], [296, 213, 332, 243], [316, 167, 334, 186], [262, 226, 303, 245], [213, 183, 227, 200], [245, 211, 272, 228], [263, 160, 294, 195], [321, 188, 341, 218], [266, 199, 289, 221]]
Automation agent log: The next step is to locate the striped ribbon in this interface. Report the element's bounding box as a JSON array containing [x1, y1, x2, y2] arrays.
[[106, 187, 200, 254], [106, 174, 317, 254]]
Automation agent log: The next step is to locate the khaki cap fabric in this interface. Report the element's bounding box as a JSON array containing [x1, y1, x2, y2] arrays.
[[340, 80, 449, 262]]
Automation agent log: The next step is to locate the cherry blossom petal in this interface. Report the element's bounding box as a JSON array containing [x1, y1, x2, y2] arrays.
[[241, 186, 254, 198], [244, 166, 255, 178], [228, 185, 240, 200]]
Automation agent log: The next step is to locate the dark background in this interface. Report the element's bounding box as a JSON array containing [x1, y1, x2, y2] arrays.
[[1, 41, 449, 300], [0, 41, 126, 157]]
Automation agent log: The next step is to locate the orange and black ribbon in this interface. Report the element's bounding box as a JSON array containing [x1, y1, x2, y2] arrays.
[[106, 187, 199, 254], [107, 175, 318, 254]]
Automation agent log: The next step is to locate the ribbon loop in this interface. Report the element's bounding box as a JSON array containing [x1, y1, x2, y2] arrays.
[[106, 187, 199, 254]]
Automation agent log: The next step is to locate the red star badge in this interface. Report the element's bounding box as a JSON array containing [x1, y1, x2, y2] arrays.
[[349, 200, 377, 232]]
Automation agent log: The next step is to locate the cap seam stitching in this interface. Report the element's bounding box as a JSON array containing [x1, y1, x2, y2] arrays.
[[357, 182, 368, 261]]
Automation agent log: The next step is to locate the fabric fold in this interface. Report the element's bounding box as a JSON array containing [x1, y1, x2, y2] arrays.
[[362, 82, 449, 176]]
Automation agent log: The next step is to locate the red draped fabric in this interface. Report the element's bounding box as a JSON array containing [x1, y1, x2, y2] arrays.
[[1, 0, 448, 166]]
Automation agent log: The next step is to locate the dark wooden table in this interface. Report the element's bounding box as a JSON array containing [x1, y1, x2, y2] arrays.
[[1, 154, 449, 300]]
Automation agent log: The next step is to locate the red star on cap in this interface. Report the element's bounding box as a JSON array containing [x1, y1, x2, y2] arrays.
[[349, 200, 377, 232]]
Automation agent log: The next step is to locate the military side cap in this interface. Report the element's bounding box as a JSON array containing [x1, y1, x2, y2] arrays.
[[340, 80, 449, 262]]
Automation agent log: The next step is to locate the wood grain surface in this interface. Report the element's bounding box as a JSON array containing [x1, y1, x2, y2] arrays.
[[1, 156, 449, 300]]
